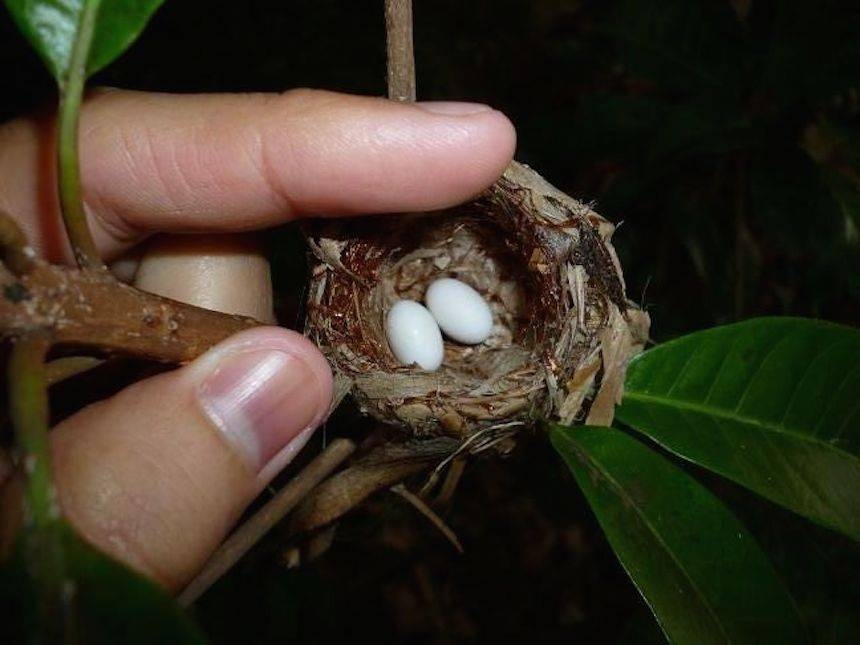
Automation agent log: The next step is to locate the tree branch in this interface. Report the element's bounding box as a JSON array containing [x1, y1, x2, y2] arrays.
[[1, 257, 258, 363]]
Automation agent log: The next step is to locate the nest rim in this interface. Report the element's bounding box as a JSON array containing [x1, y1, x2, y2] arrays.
[[305, 162, 649, 441]]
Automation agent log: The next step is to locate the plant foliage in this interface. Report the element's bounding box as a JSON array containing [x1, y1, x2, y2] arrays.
[[551, 425, 806, 644], [5, 0, 165, 83], [0, 521, 205, 643], [616, 318, 860, 540]]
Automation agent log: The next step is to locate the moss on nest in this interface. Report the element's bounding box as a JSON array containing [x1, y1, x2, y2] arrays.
[[305, 162, 650, 442]]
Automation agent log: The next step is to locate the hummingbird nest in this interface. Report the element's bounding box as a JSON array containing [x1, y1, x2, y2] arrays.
[[305, 162, 650, 444]]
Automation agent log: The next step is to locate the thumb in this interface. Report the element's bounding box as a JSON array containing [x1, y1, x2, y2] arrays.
[[48, 327, 332, 590]]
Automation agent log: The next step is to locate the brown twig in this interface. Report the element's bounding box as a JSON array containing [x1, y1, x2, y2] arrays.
[[1, 257, 258, 362], [177, 438, 357, 607], [286, 437, 457, 536], [390, 484, 463, 553], [385, 0, 416, 101], [434, 456, 466, 507]]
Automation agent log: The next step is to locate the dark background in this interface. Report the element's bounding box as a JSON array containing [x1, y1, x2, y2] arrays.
[[1, 1, 858, 643]]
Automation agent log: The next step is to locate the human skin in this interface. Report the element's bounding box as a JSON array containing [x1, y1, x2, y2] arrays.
[[0, 88, 515, 591]]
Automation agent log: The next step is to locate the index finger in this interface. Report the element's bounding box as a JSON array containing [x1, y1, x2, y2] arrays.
[[0, 89, 516, 262]]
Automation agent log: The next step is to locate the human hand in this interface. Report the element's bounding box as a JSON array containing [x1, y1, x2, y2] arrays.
[[0, 89, 515, 590]]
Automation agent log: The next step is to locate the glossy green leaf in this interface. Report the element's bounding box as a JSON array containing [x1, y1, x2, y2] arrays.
[[551, 425, 806, 644], [5, 0, 165, 81], [617, 317, 860, 540], [0, 521, 205, 644]]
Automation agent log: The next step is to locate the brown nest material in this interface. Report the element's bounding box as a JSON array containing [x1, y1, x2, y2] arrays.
[[305, 162, 650, 443]]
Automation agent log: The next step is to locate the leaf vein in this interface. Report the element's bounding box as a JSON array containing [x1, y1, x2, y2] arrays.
[[555, 433, 732, 643], [624, 392, 860, 462]]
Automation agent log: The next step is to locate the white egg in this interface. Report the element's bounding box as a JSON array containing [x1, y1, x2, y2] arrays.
[[425, 278, 493, 344], [385, 300, 444, 371]]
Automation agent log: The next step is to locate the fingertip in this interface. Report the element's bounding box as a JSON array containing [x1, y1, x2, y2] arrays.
[[192, 326, 333, 410], [276, 94, 518, 215], [45, 325, 335, 588], [438, 106, 517, 204], [5, 89, 520, 260], [385, 99, 517, 210]]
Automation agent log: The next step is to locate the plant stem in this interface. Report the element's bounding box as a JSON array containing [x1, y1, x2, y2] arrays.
[[57, 0, 104, 270], [8, 332, 69, 638], [1, 259, 258, 362], [385, 0, 416, 101], [8, 333, 55, 529]]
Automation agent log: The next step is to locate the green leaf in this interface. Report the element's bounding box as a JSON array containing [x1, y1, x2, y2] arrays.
[[550, 425, 806, 644], [616, 317, 860, 540], [725, 483, 860, 644], [1, 521, 206, 644], [4, 0, 165, 81]]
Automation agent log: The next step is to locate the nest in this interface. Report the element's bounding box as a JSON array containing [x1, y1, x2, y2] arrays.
[[305, 162, 650, 443]]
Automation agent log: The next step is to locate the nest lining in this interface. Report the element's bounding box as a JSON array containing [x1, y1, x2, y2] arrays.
[[305, 162, 650, 441]]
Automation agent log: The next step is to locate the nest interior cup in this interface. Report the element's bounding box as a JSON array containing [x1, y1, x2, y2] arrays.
[[305, 162, 650, 442]]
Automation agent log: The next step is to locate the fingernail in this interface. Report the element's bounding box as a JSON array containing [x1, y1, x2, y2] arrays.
[[197, 350, 326, 470], [416, 101, 493, 116]]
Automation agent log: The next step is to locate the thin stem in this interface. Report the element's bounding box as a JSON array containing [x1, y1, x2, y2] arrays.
[[8, 332, 69, 638], [57, 0, 104, 270], [385, 0, 416, 101], [8, 333, 55, 529], [286, 437, 458, 536], [390, 484, 463, 553], [177, 438, 356, 606]]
